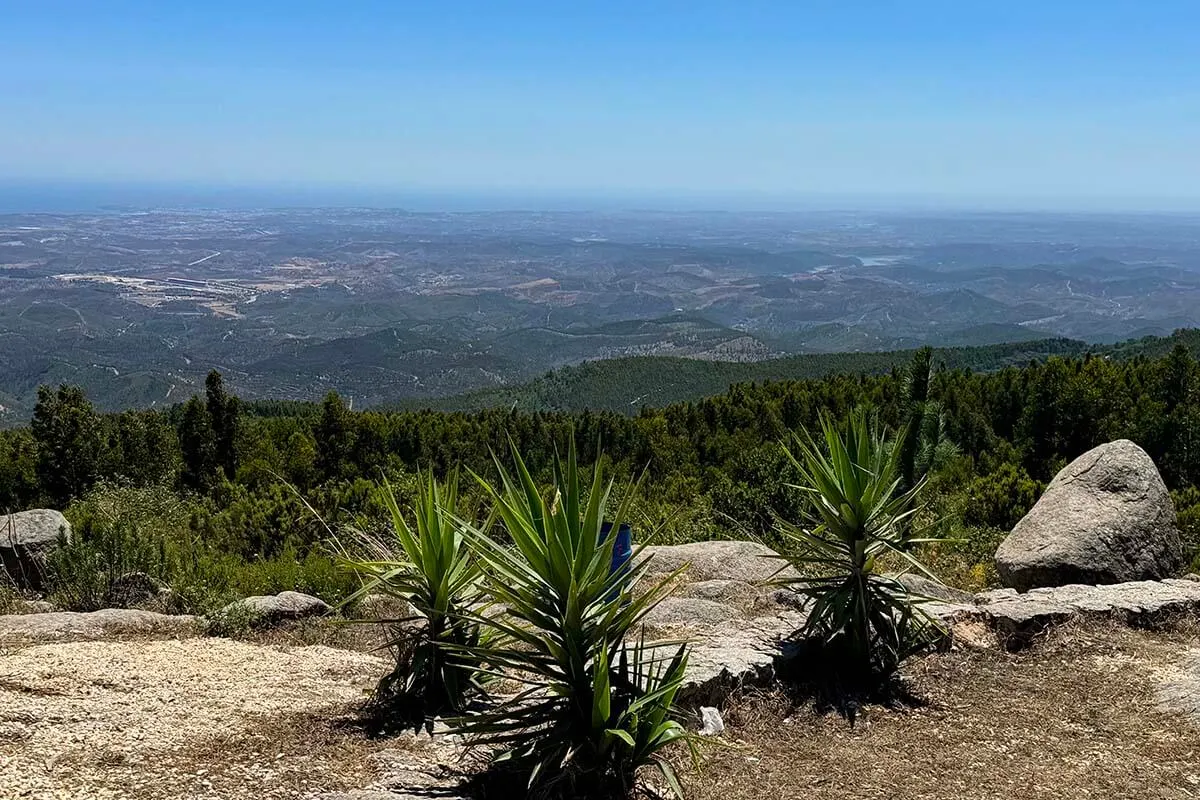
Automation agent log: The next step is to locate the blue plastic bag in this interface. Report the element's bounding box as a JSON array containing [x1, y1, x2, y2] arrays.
[[600, 521, 633, 599]]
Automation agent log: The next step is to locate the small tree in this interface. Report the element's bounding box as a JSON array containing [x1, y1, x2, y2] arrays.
[[205, 370, 240, 480], [315, 391, 355, 482], [896, 347, 958, 491], [31, 384, 104, 507], [177, 396, 217, 492]]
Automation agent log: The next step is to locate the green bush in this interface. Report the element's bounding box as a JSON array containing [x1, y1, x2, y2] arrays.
[[960, 463, 1043, 531], [456, 441, 694, 799], [203, 598, 258, 637], [707, 445, 804, 542], [50, 483, 187, 610], [226, 545, 356, 600], [46, 521, 168, 611], [46, 482, 355, 615], [1173, 487, 1200, 569], [0, 581, 20, 615]]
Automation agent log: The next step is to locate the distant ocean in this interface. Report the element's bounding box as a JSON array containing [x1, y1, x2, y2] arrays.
[[0, 180, 498, 213], [0, 181, 708, 214], [5, 181, 1197, 215]]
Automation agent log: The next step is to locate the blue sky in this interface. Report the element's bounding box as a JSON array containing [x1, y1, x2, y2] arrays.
[[3, 1, 1199, 208]]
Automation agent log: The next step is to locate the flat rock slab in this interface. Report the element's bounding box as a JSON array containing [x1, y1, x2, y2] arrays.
[[0, 608, 199, 645], [980, 578, 1200, 646], [641, 540, 795, 584], [1155, 649, 1200, 723], [644, 596, 742, 629], [677, 610, 806, 705], [674, 576, 1200, 702]]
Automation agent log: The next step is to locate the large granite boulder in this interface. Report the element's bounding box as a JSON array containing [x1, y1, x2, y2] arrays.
[[0, 509, 72, 590], [995, 440, 1183, 591]]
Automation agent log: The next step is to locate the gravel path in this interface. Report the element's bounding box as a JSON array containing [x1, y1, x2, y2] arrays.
[[0, 638, 392, 799]]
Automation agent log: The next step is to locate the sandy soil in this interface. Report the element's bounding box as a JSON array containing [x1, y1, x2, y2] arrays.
[[0, 638, 393, 800]]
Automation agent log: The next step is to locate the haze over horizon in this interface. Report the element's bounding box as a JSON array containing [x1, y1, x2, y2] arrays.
[[5, 1, 1200, 212]]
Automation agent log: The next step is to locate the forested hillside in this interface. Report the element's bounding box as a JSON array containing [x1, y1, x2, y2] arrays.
[[3, 330, 1200, 613], [422, 336, 1090, 413], [419, 329, 1200, 414]]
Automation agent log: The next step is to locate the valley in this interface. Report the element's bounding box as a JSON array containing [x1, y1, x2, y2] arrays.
[[4, 208, 1200, 419]]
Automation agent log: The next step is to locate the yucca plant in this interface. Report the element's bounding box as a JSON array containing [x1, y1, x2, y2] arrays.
[[456, 440, 695, 799], [771, 409, 946, 685], [339, 471, 486, 732]]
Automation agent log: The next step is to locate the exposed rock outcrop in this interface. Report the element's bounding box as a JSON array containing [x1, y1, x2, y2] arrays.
[[0, 509, 72, 590], [0, 609, 199, 644], [886, 572, 976, 604], [10, 599, 57, 615], [995, 440, 1183, 591], [637, 541, 806, 704], [641, 539, 791, 584], [676, 611, 804, 704], [979, 578, 1200, 647]]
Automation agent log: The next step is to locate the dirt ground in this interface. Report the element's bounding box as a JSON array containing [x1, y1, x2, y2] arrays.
[[2, 622, 1200, 800], [685, 623, 1200, 800], [0, 637, 397, 800]]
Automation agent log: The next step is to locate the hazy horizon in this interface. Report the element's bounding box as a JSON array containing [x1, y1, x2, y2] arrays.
[[5, 1, 1200, 210], [6, 178, 1200, 216]]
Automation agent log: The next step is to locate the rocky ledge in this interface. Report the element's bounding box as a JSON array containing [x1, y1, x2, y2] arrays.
[[0, 608, 199, 644], [638, 541, 1200, 706], [970, 578, 1200, 645]]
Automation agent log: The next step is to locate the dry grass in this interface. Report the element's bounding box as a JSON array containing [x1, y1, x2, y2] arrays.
[[682, 621, 1200, 800], [232, 615, 392, 653], [49, 707, 401, 800]]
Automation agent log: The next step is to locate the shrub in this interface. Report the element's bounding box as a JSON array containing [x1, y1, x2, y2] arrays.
[[707, 445, 804, 541], [457, 441, 694, 799], [47, 482, 355, 615], [339, 472, 485, 732], [48, 521, 170, 611], [0, 580, 19, 615], [960, 463, 1043, 531], [1173, 487, 1200, 569], [772, 410, 946, 686], [203, 597, 257, 637], [228, 545, 356, 600], [50, 482, 191, 610], [915, 525, 1006, 592]]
